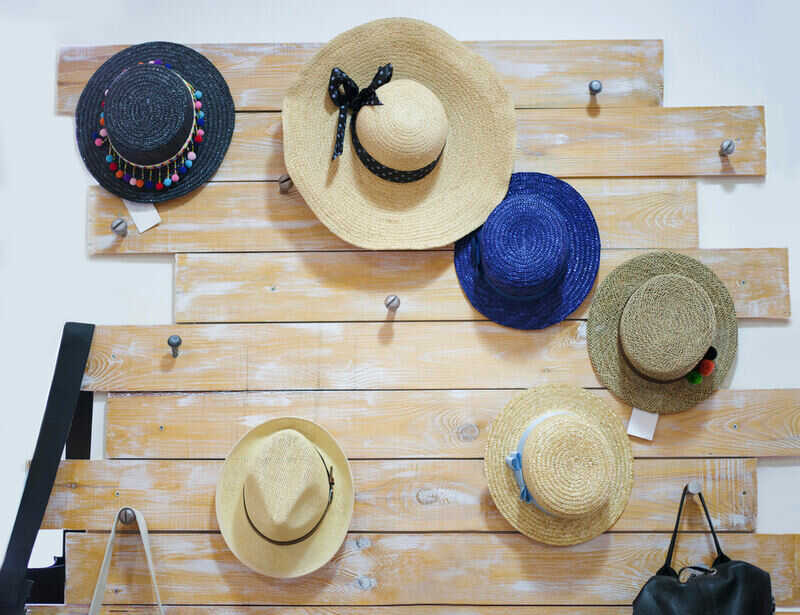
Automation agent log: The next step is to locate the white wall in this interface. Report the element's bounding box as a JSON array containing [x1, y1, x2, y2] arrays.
[[0, 0, 798, 600]]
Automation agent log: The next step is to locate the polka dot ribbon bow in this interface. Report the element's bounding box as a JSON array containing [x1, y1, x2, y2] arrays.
[[328, 64, 393, 160]]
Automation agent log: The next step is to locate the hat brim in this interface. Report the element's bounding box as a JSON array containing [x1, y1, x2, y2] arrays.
[[76, 41, 235, 203], [282, 18, 516, 249], [485, 385, 633, 546], [587, 251, 738, 414], [216, 417, 354, 578], [454, 173, 601, 330]]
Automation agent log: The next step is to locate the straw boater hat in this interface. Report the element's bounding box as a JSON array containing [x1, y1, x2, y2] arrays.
[[486, 385, 633, 546], [282, 18, 516, 249], [216, 417, 354, 578], [454, 173, 600, 330], [587, 251, 738, 415], [76, 42, 235, 203]]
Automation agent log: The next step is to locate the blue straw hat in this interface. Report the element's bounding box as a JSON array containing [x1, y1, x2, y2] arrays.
[[454, 173, 601, 330]]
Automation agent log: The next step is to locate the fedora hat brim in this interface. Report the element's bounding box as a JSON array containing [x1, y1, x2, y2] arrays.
[[75, 41, 235, 203], [454, 173, 601, 330], [485, 385, 633, 546], [587, 251, 738, 414], [216, 417, 354, 578], [282, 18, 516, 249]]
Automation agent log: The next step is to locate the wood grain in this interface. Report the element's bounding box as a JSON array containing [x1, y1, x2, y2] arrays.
[[105, 389, 800, 460], [42, 458, 755, 532], [155, 107, 765, 182], [64, 533, 799, 605], [56, 40, 664, 114], [174, 248, 789, 323], [82, 322, 597, 392], [88, 179, 698, 255], [29, 607, 633, 615]]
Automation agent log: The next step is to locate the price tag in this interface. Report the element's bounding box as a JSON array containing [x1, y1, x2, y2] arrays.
[[627, 407, 659, 440], [123, 200, 161, 233]]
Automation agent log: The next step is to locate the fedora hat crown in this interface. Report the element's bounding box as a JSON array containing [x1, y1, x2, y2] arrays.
[[357, 79, 448, 172], [478, 195, 570, 300], [619, 273, 716, 382], [521, 413, 613, 519], [243, 429, 331, 543]]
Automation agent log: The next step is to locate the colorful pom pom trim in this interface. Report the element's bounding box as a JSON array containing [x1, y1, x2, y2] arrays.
[[92, 58, 206, 191], [686, 346, 717, 384]]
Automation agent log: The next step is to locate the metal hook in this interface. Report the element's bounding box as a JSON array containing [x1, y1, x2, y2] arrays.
[[278, 174, 294, 194], [118, 507, 136, 525], [168, 335, 182, 357], [588, 80, 603, 95], [687, 480, 702, 495], [720, 139, 735, 156], [384, 295, 401, 311]]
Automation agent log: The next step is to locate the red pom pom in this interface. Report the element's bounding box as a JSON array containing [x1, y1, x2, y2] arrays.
[[99, 117, 105, 127], [136, 179, 144, 188], [101, 100, 105, 107], [115, 170, 124, 179], [155, 182, 164, 191], [109, 162, 118, 172], [698, 359, 715, 377], [194, 135, 203, 143]]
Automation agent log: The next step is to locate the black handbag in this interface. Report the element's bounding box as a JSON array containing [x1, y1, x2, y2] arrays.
[[633, 484, 775, 614]]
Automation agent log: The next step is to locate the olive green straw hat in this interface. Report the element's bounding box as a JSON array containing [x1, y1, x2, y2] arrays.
[[485, 385, 633, 546], [587, 251, 738, 414]]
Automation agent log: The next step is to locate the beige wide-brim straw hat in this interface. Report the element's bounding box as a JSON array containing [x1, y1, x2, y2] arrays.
[[282, 17, 516, 249], [587, 251, 738, 415], [216, 417, 354, 578], [485, 385, 633, 546]]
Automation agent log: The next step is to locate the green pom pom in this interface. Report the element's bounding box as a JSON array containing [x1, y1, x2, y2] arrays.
[[686, 370, 702, 384]]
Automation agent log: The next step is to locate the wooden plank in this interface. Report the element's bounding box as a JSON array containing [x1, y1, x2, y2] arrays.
[[64, 533, 798, 605], [81, 322, 597, 392], [88, 179, 698, 255], [42, 458, 756, 533], [105, 389, 800, 459], [168, 107, 765, 182], [56, 40, 664, 114], [31, 607, 632, 615], [174, 248, 789, 323]]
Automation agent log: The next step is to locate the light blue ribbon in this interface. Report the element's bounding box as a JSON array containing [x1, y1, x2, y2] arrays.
[[505, 410, 568, 512]]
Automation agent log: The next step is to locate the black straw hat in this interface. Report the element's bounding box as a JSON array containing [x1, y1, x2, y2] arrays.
[[75, 42, 235, 203]]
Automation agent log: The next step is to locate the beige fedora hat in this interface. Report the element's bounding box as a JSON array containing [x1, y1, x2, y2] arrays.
[[485, 385, 633, 546], [282, 17, 516, 249], [215, 417, 354, 578], [587, 251, 738, 415]]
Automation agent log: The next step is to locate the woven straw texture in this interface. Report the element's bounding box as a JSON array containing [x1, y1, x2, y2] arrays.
[[216, 417, 354, 578], [282, 18, 516, 249], [485, 385, 633, 546], [587, 251, 738, 414], [454, 173, 601, 329], [76, 42, 235, 203]]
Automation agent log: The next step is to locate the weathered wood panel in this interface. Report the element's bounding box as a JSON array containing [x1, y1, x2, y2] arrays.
[[174, 248, 789, 322], [160, 107, 765, 182], [56, 40, 664, 114], [82, 322, 597, 392], [30, 607, 633, 615], [64, 533, 799, 605], [88, 179, 697, 255], [42, 458, 756, 532], [105, 389, 800, 459]]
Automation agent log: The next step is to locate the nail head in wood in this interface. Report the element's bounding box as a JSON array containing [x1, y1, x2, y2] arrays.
[[588, 79, 603, 95], [687, 479, 702, 495], [384, 295, 401, 311], [111, 218, 128, 237], [118, 507, 136, 525], [168, 334, 182, 357], [720, 139, 736, 156], [278, 174, 293, 194]]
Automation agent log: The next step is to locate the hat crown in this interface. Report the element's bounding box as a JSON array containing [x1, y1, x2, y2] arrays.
[[480, 196, 570, 299], [620, 273, 716, 381], [356, 79, 448, 171], [242, 429, 329, 543], [104, 64, 195, 166], [521, 413, 613, 518]]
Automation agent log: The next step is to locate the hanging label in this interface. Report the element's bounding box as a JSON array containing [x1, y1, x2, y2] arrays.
[[123, 200, 161, 233], [627, 407, 659, 440]]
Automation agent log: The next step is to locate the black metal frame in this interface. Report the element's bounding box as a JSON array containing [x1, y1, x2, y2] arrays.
[[0, 323, 95, 614]]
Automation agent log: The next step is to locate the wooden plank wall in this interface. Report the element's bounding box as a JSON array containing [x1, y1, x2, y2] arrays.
[[48, 36, 799, 613]]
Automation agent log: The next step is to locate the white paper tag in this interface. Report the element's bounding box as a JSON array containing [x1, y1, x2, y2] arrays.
[[627, 407, 659, 441], [123, 200, 161, 233]]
